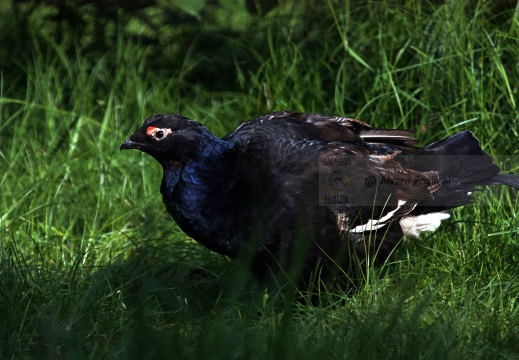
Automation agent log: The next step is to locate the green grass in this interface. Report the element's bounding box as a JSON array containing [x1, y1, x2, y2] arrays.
[[2, 0, 519, 358]]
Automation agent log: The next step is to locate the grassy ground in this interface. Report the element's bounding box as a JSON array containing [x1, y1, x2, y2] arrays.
[[1, 0, 519, 358]]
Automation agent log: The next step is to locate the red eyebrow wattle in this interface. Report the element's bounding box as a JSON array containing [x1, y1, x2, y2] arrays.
[[146, 126, 158, 136]]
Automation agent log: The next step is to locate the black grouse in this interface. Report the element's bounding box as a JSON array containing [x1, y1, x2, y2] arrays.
[[120, 111, 519, 286]]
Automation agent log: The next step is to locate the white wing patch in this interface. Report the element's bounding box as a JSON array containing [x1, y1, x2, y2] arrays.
[[399, 212, 451, 238], [351, 200, 414, 233]]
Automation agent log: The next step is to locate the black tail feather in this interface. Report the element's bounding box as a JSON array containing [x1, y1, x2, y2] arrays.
[[404, 131, 518, 212], [409, 131, 500, 188], [487, 172, 519, 189]]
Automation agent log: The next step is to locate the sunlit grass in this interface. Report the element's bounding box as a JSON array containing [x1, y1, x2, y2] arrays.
[[1, 0, 519, 358]]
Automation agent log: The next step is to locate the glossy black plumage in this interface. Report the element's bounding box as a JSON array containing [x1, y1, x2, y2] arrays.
[[120, 111, 519, 286]]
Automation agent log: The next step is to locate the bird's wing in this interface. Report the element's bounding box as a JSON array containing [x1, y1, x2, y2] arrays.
[[225, 111, 432, 206], [224, 111, 452, 234]]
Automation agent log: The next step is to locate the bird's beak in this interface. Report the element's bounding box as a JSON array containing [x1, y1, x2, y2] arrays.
[[120, 138, 140, 150]]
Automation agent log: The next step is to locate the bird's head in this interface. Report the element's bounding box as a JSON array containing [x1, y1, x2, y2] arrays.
[[120, 113, 210, 166]]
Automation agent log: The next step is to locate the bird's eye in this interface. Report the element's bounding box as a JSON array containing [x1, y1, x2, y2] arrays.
[[146, 126, 172, 141]]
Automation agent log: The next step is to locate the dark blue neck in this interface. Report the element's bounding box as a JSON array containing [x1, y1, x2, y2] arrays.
[[160, 131, 242, 254]]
